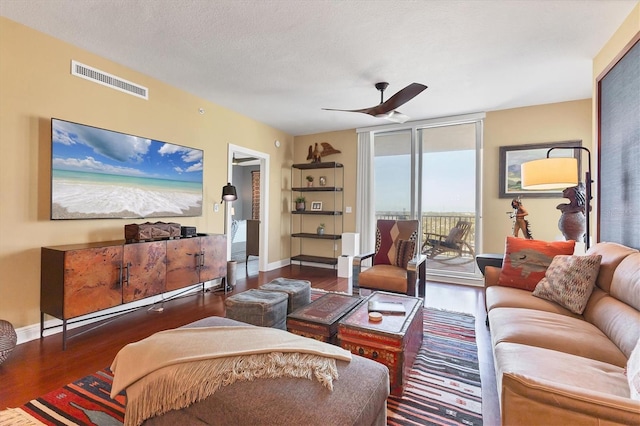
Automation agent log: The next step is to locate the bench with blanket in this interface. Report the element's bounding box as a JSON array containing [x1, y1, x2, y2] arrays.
[[111, 316, 390, 426]]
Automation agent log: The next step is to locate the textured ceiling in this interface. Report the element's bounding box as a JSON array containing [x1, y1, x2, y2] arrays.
[[1, 0, 637, 136]]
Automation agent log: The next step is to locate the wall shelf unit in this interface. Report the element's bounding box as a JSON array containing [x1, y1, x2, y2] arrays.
[[291, 162, 344, 266]]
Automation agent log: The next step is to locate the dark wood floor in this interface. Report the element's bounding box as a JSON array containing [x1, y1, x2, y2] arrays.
[[0, 261, 499, 425]]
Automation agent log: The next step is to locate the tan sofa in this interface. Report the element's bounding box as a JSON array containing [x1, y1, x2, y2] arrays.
[[484, 242, 640, 425]]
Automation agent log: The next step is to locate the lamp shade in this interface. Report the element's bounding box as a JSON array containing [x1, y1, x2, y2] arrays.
[[221, 183, 237, 201], [521, 157, 579, 190]]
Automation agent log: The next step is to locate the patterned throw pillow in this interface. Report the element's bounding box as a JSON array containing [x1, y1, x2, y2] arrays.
[[628, 338, 640, 401], [532, 254, 602, 314], [395, 240, 416, 269], [373, 220, 419, 266], [497, 237, 575, 291]]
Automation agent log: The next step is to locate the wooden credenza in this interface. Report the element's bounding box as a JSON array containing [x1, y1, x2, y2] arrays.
[[41, 234, 226, 348]]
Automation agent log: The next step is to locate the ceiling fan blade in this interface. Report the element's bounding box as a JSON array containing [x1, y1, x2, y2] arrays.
[[363, 83, 427, 116], [322, 82, 427, 118]]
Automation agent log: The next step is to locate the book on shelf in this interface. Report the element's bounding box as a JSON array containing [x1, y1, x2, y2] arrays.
[[368, 300, 406, 315]]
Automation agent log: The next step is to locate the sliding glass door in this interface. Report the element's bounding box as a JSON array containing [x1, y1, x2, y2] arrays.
[[374, 130, 414, 220], [369, 115, 482, 282], [419, 123, 479, 277]]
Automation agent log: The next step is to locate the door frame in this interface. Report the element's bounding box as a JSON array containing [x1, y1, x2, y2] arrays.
[[227, 143, 270, 272]]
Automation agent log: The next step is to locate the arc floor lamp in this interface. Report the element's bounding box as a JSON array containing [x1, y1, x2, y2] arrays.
[[521, 146, 593, 250]]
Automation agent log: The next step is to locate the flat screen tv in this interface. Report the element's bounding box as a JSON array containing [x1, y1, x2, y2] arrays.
[[51, 118, 203, 220]]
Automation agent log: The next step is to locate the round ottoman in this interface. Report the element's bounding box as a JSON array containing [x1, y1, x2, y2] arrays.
[[0, 320, 17, 365], [225, 289, 288, 330], [259, 277, 311, 313]]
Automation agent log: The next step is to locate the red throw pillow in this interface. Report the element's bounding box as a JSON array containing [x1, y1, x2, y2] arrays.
[[497, 237, 575, 291]]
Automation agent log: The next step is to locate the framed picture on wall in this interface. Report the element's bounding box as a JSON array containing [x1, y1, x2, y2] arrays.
[[499, 140, 582, 198], [310, 201, 323, 211]]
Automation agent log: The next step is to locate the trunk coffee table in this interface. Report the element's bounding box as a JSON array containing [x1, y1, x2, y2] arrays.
[[338, 291, 423, 396], [287, 292, 363, 344]]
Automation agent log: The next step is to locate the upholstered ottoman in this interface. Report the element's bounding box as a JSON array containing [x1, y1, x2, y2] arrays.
[[142, 316, 390, 425], [259, 277, 311, 313], [225, 289, 288, 330]]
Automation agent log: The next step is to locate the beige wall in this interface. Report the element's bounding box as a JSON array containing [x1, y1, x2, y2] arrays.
[[593, 3, 639, 79], [0, 18, 293, 329], [483, 100, 593, 253], [292, 131, 357, 256], [296, 101, 592, 256]]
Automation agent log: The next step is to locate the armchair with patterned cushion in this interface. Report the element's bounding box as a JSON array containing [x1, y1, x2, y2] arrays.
[[353, 220, 426, 297]]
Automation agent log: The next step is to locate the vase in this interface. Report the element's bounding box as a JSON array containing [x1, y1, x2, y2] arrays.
[[296, 202, 305, 211], [558, 211, 586, 242], [317, 227, 325, 236]]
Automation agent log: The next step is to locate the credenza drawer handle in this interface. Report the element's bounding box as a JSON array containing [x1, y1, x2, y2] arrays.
[[358, 347, 364, 356], [372, 351, 378, 359]]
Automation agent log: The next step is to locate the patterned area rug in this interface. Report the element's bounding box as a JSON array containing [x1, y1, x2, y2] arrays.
[[387, 308, 482, 425], [0, 308, 482, 426]]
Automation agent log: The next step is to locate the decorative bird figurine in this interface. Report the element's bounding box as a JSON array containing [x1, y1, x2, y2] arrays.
[[306, 142, 341, 163]]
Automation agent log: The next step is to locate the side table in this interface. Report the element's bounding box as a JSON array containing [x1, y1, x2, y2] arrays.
[[476, 253, 503, 276], [338, 291, 423, 396]]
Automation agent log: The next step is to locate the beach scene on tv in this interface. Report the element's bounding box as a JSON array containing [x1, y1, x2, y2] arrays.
[[51, 119, 203, 220]]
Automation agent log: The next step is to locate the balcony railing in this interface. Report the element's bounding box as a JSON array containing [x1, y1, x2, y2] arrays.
[[375, 212, 476, 254]]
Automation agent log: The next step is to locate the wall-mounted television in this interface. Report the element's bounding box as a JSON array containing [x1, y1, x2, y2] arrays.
[[51, 118, 203, 220]]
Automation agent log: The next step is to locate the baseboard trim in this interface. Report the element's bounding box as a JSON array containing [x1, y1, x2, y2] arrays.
[[426, 273, 484, 287]]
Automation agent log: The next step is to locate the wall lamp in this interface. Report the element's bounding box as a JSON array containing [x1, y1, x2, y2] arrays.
[[521, 146, 593, 250], [221, 182, 237, 202]]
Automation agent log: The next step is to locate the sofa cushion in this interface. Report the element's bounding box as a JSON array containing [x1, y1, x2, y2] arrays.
[[629, 338, 640, 401], [532, 254, 601, 314], [586, 242, 639, 293], [485, 285, 581, 319], [488, 307, 628, 367], [497, 237, 575, 291], [359, 264, 407, 293], [494, 342, 639, 425], [610, 253, 640, 311]]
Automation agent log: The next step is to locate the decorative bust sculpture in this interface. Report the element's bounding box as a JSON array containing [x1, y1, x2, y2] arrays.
[[556, 183, 587, 242]]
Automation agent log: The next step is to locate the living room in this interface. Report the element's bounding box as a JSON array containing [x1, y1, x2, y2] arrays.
[[0, 1, 639, 425]]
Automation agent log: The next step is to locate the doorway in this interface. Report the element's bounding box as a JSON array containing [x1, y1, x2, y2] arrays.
[[227, 144, 270, 273]]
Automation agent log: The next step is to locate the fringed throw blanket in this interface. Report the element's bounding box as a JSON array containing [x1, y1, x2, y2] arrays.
[[110, 326, 352, 426]]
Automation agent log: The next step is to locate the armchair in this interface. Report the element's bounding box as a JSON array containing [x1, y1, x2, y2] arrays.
[[353, 220, 426, 297]]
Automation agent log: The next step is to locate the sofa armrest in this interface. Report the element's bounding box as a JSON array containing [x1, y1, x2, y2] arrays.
[[484, 265, 501, 288], [501, 372, 640, 426], [407, 254, 426, 297], [352, 252, 375, 291], [353, 251, 375, 268]]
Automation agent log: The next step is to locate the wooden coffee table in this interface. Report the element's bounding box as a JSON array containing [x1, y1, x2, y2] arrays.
[[338, 291, 423, 396], [287, 292, 363, 344]]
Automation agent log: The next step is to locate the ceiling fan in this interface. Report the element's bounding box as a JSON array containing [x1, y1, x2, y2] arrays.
[[323, 82, 428, 123]]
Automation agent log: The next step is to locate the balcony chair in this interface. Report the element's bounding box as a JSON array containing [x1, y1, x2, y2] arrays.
[[353, 219, 426, 297], [422, 220, 474, 262]]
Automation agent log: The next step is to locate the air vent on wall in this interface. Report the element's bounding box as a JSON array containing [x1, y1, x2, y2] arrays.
[[71, 60, 148, 100]]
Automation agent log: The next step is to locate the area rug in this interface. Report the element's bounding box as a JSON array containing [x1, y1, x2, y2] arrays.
[[386, 308, 482, 426], [0, 308, 482, 426]]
